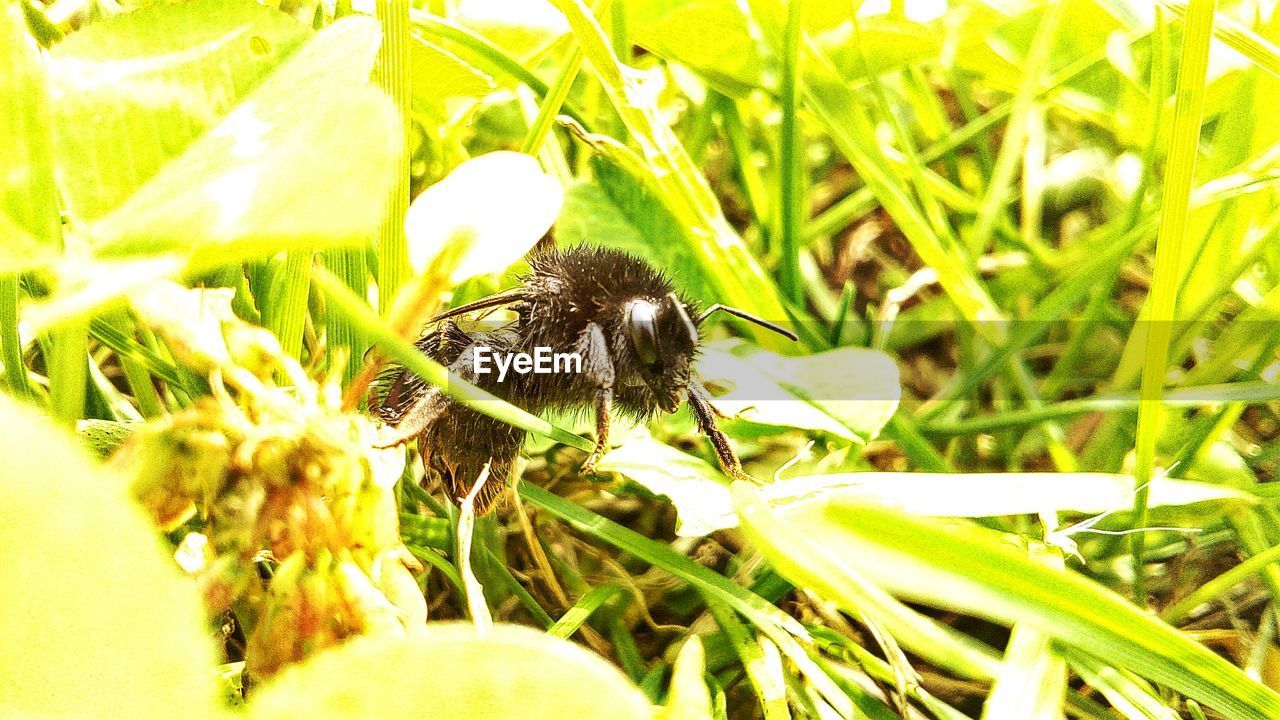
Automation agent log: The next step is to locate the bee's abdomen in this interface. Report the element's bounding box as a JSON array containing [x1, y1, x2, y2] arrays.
[[419, 404, 525, 515]]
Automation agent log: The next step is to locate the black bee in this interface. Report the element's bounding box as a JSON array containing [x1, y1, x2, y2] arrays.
[[371, 245, 796, 514]]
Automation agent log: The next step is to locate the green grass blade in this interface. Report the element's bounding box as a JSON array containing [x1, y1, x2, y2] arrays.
[[517, 483, 858, 716], [374, 0, 411, 313], [1160, 0, 1280, 78], [775, 0, 803, 304], [733, 483, 1280, 719], [265, 251, 313, 359], [1, 1, 62, 402], [744, 0, 1005, 342], [705, 598, 789, 720], [1130, 0, 1217, 605], [546, 584, 624, 640]]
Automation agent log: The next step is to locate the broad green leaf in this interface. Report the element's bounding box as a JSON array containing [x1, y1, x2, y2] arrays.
[[733, 483, 1280, 720], [0, 211, 58, 274], [626, 0, 762, 94], [86, 16, 400, 270], [597, 435, 732, 537], [247, 623, 651, 719], [0, 395, 221, 719], [557, 160, 716, 303], [409, 36, 495, 113], [819, 15, 943, 78], [1, 1, 60, 249], [699, 340, 900, 443], [403, 151, 562, 282], [456, 0, 568, 62], [47, 0, 309, 221]]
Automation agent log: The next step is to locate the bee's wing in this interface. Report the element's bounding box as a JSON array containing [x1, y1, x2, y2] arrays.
[[369, 331, 444, 424]]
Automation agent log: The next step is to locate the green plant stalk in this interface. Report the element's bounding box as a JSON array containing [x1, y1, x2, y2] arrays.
[[267, 251, 313, 359], [719, 95, 771, 229], [1044, 13, 1168, 401], [1065, 650, 1185, 720], [802, 26, 1143, 244], [546, 0, 790, 344], [546, 584, 623, 640], [1130, 0, 1216, 607], [884, 412, 952, 472], [520, 45, 585, 156], [775, 0, 803, 304], [100, 313, 164, 418], [0, 278, 31, 399], [322, 248, 367, 384], [1160, 0, 1280, 78], [322, 245, 368, 381], [2, 2, 61, 403], [374, 0, 411, 313], [705, 598, 790, 720], [848, 16, 960, 265], [312, 267, 591, 452], [47, 326, 86, 427], [921, 381, 1280, 435], [88, 316, 184, 389], [965, 0, 1066, 259], [920, 164, 1280, 418]]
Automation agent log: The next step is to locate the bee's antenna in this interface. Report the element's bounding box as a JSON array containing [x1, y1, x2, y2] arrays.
[[428, 289, 527, 324], [667, 293, 699, 343], [695, 304, 798, 341]]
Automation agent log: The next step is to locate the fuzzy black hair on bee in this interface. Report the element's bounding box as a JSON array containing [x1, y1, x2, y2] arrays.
[[370, 245, 796, 514]]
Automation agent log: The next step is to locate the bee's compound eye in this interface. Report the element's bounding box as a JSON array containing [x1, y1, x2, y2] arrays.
[[625, 299, 660, 366]]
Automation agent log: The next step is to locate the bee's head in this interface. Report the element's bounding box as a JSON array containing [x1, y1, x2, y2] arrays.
[[623, 293, 699, 412]]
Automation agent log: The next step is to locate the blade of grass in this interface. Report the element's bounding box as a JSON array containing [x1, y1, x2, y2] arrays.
[[517, 483, 858, 717], [322, 247, 367, 384], [0, 279, 30, 400], [746, 0, 1006, 341], [1162, 542, 1280, 625], [705, 597, 790, 720], [265, 251, 312, 359], [733, 483, 1280, 719], [1130, 0, 1216, 607], [374, 0, 412, 313], [47, 326, 86, 426], [965, 1, 1066, 259], [1, 2, 61, 402], [921, 380, 1280, 435], [1160, 0, 1280, 78], [546, 584, 624, 640], [775, 0, 803, 304]]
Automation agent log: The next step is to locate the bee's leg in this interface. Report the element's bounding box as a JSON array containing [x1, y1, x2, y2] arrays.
[[687, 382, 755, 483], [575, 322, 616, 475], [373, 386, 448, 448], [582, 387, 613, 475], [690, 379, 733, 419]]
